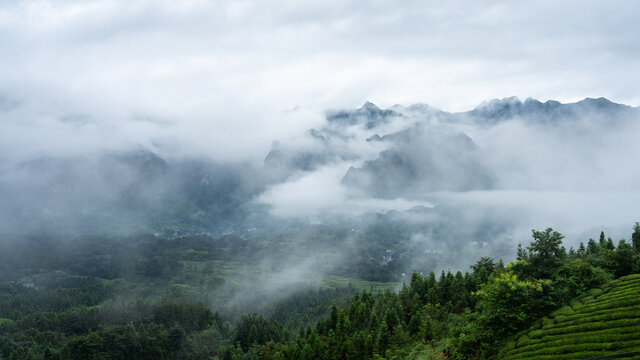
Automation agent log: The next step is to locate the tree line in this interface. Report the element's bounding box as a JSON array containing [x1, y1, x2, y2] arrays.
[[1, 224, 639, 359]]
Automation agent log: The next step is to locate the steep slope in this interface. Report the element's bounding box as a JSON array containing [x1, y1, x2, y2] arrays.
[[499, 274, 640, 360], [341, 124, 493, 198], [0, 149, 264, 235], [267, 97, 640, 200], [262, 101, 404, 179]]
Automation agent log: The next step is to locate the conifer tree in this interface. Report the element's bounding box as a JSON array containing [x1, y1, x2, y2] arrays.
[[516, 244, 528, 260], [375, 320, 389, 355], [632, 222, 640, 252], [578, 242, 586, 256], [587, 238, 599, 254], [605, 237, 615, 251]]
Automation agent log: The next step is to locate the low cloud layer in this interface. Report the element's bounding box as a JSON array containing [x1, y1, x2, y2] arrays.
[[258, 163, 434, 218], [255, 98, 640, 253]]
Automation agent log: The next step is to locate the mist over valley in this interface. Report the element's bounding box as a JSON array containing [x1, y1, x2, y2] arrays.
[[2, 97, 638, 289], [2, 1, 640, 358]]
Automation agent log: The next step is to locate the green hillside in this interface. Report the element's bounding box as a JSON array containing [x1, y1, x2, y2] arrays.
[[500, 274, 640, 360]]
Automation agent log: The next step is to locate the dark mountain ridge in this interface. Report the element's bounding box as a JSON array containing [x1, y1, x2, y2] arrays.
[[462, 96, 637, 124]]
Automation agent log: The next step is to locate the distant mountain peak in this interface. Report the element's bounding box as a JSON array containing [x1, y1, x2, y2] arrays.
[[474, 96, 522, 111], [326, 101, 402, 129], [582, 96, 611, 102], [465, 95, 636, 125], [577, 97, 618, 107], [473, 96, 624, 111], [360, 101, 380, 111]]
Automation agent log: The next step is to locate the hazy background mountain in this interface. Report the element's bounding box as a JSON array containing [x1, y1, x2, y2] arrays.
[[1, 97, 639, 281]]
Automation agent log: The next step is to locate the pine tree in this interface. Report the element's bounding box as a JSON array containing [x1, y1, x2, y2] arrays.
[[419, 314, 433, 342], [370, 312, 379, 332], [578, 242, 586, 256], [587, 238, 599, 254], [606, 237, 615, 251], [452, 271, 466, 309], [471, 257, 495, 284], [516, 244, 528, 260], [375, 320, 390, 355], [410, 272, 423, 291], [329, 305, 338, 330], [599, 231, 606, 247], [364, 334, 374, 358], [425, 272, 437, 303], [300, 343, 313, 360], [632, 222, 640, 252], [398, 283, 413, 322], [408, 312, 421, 336]]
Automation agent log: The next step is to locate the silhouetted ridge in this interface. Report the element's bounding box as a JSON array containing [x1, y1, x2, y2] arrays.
[[467, 96, 637, 124], [326, 101, 403, 129]]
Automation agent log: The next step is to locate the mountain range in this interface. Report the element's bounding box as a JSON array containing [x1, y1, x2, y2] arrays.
[[1, 97, 638, 236]]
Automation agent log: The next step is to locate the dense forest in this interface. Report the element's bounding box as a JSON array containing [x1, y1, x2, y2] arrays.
[[1, 224, 639, 359]]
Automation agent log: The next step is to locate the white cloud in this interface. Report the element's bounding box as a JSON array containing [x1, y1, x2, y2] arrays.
[[1, 0, 639, 162], [258, 164, 433, 217], [431, 190, 640, 247]]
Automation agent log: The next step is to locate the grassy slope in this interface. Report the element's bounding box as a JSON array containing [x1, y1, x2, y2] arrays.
[[499, 274, 640, 360], [176, 259, 398, 293]]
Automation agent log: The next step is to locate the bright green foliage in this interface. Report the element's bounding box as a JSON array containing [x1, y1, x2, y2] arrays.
[[257, 225, 640, 360], [500, 274, 640, 360], [476, 273, 553, 337], [607, 240, 640, 277], [552, 259, 612, 304], [527, 228, 566, 278]]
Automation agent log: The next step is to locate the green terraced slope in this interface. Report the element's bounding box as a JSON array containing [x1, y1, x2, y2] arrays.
[[499, 274, 640, 360]]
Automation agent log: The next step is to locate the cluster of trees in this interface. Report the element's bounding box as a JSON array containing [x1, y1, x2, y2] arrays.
[[0, 233, 353, 360], [238, 224, 640, 359], [1, 224, 638, 359], [0, 274, 229, 359]]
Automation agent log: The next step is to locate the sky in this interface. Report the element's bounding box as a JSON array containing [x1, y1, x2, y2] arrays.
[[1, 0, 639, 161]]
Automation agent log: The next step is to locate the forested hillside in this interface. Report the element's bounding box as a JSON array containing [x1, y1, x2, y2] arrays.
[[254, 225, 640, 360], [1, 224, 639, 359]]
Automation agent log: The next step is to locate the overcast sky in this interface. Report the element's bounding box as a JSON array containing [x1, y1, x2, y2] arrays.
[[1, 0, 639, 160]]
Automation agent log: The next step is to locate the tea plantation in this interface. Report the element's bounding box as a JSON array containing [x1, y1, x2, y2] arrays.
[[500, 274, 640, 359]]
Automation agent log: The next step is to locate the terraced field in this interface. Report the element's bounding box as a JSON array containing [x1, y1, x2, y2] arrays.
[[499, 274, 640, 360]]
